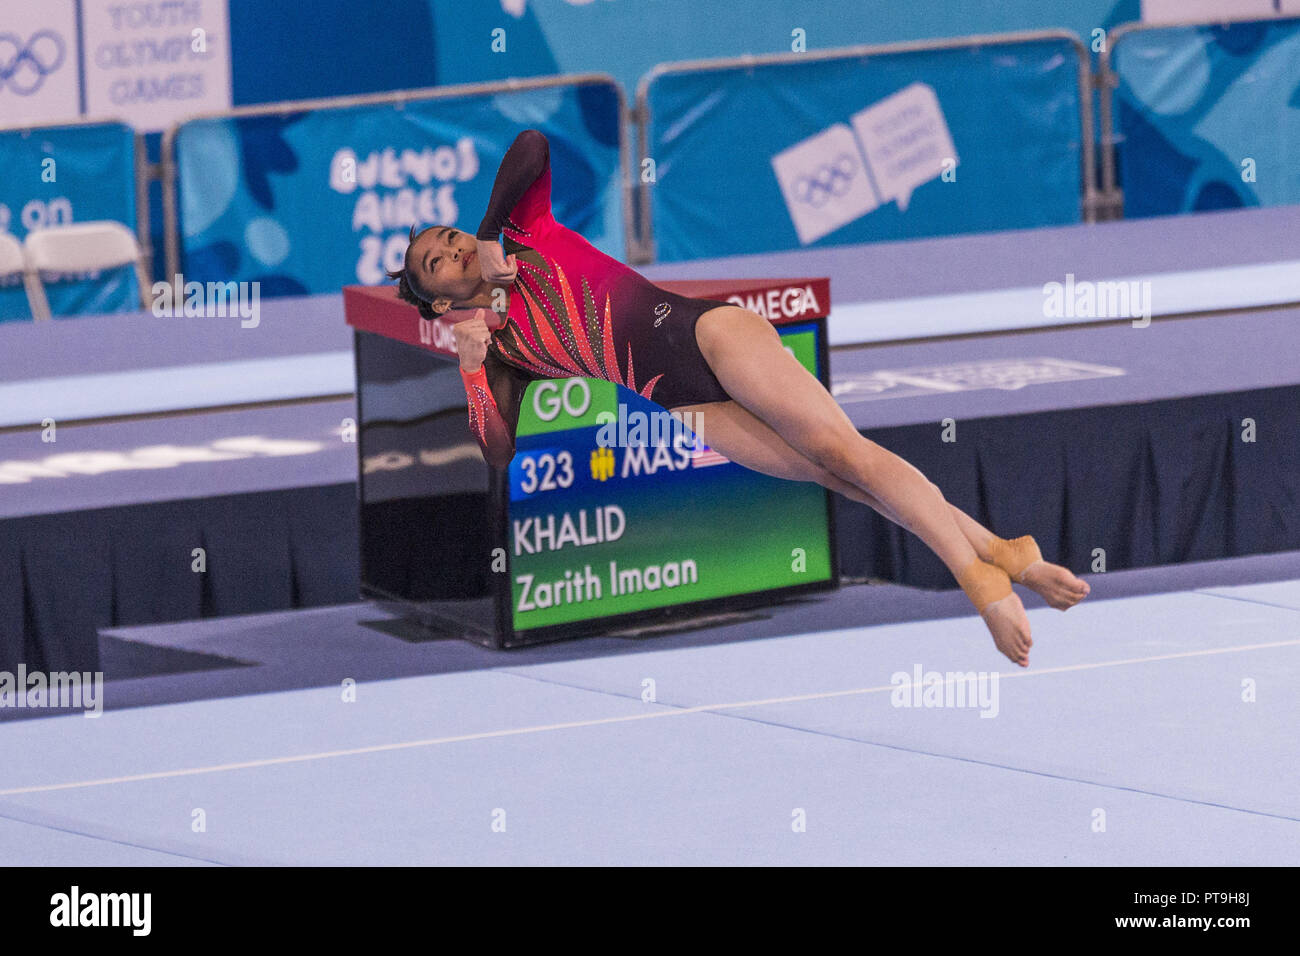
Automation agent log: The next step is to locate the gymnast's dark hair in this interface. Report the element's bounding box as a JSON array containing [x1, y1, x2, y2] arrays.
[[386, 223, 447, 321]]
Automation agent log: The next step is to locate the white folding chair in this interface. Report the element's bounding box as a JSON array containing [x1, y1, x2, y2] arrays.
[[0, 232, 36, 319], [21, 221, 151, 320]]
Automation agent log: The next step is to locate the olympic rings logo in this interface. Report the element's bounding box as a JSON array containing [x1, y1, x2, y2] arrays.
[[791, 153, 858, 207], [0, 31, 67, 96]]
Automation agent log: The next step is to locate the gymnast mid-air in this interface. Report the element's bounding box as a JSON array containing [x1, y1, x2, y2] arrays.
[[388, 128, 1090, 666]]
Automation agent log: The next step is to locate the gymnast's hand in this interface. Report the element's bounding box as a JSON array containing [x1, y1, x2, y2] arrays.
[[476, 239, 518, 283], [453, 309, 493, 373]]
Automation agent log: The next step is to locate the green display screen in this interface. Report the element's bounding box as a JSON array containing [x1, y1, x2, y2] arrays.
[[506, 322, 834, 633]]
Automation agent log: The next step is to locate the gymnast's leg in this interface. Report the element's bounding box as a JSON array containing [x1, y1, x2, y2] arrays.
[[691, 307, 1086, 662], [695, 310, 1088, 607], [669, 397, 1038, 665]]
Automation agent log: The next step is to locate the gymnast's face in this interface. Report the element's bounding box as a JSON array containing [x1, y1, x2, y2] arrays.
[[404, 225, 483, 316]]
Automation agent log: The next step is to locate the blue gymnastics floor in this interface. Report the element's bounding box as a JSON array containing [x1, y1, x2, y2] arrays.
[[2, 572, 1298, 866]]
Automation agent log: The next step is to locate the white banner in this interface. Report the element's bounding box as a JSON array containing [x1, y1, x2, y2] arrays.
[[81, 0, 231, 130], [0, 1, 81, 126]]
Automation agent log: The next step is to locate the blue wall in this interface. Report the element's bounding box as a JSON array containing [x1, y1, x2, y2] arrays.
[[222, 0, 1142, 111], [427, 0, 1141, 95], [229, 0, 437, 105], [146, 0, 440, 281], [143, 0, 1142, 284]]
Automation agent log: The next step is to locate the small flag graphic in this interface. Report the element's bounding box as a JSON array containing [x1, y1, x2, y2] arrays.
[[690, 445, 728, 468]]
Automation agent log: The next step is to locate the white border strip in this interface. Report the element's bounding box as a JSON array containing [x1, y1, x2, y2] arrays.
[[5, 258, 1298, 424], [0, 351, 354, 427], [827, 259, 1300, 345]]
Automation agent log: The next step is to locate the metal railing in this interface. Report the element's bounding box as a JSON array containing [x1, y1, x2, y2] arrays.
[[632, 29, 1098, 264], [160, 73, 633, 284]]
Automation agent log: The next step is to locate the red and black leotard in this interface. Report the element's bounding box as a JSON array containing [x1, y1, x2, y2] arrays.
[[459, 129, 734, 467]]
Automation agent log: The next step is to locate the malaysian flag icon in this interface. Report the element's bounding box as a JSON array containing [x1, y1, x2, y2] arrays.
[[690, 444, 729, 468]]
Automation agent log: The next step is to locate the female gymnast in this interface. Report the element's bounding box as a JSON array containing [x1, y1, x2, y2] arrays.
[[388, 129, 1089, 667]]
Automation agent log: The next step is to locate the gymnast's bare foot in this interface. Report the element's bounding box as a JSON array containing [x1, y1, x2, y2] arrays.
[[1016, 561, 1090, 611], [982, 592, 1032, 668]]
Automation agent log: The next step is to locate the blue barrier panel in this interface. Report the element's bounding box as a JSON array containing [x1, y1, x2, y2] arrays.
[[640, 33, 1089, 262], [1110, 17, 1300, 217], [0, 121, 138, 321], [171, 78, 626, 296]]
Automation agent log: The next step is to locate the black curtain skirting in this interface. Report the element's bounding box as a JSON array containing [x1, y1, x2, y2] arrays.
[[1, 484, 359, 673], [834, 385, 1299, 588]]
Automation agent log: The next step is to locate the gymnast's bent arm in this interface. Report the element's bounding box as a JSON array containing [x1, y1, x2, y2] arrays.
[[476, 128, 552, 241]]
